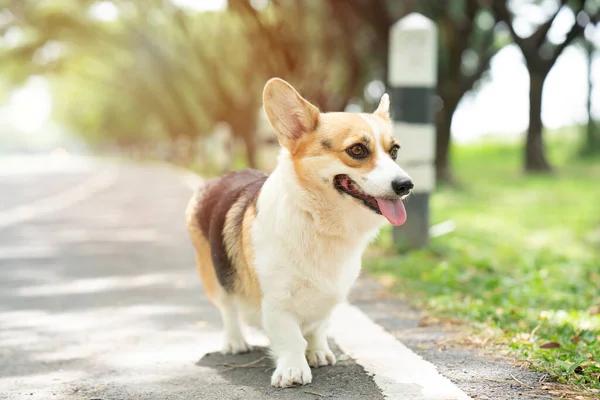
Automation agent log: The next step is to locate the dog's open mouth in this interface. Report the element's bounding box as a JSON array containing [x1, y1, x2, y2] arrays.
[[333, 175, 407, 226], [334, 175, 381, 214]]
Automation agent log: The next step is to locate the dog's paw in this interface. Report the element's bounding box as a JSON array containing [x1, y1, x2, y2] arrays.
[[306, 348, 336, 368], [221, 338, 252, 355], [271, 357, 312, 388]]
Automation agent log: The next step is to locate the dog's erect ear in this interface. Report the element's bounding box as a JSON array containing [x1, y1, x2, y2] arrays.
[[262, 78, 320, 150], [374, 93, 390, 121]]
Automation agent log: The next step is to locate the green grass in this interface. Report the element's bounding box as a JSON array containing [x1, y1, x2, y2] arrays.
[[365, 136, 600, 392]]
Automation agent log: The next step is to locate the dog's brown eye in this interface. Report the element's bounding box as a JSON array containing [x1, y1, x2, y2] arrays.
[[390, 145, 400, 160], [347, 143, 369, 159]]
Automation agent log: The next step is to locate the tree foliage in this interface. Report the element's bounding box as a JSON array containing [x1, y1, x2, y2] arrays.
[[0, 0, 375, 165], [1, 0, 598, 174]]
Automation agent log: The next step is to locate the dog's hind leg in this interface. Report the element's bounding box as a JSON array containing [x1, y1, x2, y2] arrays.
[[192, 239, 251, 355], [186, 184, 253, 355], [215, 296, 252, 355]]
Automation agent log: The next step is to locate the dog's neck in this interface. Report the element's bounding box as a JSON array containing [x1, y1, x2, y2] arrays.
[[270, 149, 386, 241]]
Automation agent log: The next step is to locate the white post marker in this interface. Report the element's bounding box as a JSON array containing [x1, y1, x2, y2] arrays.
[[389, 13, 437, 249]]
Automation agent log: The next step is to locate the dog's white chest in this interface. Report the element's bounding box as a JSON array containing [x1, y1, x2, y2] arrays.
[[250, 165, 384, 335], [254, 210, 369, 323]]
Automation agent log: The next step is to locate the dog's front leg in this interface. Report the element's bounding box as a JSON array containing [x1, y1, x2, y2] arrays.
[[262, 301, 312, 388]]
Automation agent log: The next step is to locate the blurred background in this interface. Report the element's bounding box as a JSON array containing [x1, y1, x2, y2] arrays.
[[0, 0, 599, 395], [1, 0, 599, 175]]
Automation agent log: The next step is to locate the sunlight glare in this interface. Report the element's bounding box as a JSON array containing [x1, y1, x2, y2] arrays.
[[170, 0, 227, 12], [6, 76, 52, 135], [89, 1, 119, 21]]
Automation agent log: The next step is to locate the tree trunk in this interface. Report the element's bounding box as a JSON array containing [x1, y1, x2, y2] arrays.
[[226, 107, 258, 170], [585, 119, 600, 156], [435, 86, 460, 184], [233, 117, 257, 169], [582, 42, 600, 156], [525, 71, 552, 172], [242, 128, 257, 169], [435, 111, 453, 184], [379, 34, 390, 89]]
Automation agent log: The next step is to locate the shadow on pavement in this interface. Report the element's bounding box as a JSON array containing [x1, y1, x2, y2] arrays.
[[195, 341, 384, 400]]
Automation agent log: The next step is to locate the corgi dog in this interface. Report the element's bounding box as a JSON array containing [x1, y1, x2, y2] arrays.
[[185, 78, 413, 388]]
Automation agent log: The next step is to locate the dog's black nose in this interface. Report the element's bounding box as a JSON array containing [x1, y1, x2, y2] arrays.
[[391, 178, 414, 196]]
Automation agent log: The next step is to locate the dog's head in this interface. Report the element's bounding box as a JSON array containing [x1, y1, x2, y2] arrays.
[[262, 78, 413, 226]]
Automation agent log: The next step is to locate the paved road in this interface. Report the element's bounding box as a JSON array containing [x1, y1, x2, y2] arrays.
[[0, 156, 557, 400], [0, 155, 97, 211]]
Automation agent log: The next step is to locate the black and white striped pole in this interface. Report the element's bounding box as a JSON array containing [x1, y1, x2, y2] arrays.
[[389, 13, 437, 249]]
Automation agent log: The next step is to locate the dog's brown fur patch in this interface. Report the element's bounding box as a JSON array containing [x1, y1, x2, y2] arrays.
[[186, 170, 267, 297], [238, 203, 262, 305]]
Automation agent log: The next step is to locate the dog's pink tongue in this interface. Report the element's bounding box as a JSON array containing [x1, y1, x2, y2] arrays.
[[376, 198, 407, 226]]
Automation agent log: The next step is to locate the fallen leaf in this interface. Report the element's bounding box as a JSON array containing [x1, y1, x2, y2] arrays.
[[379, 275, 396, 288], [540, 341, 561, 349], [587, 304, 600, 314], [571, 334, 580, 343], [418, 316, 440, 327]]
